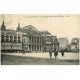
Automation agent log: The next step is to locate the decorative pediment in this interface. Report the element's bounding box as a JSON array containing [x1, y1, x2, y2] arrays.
[[30, 31, 42, 37], [23, 25, 37, 30]]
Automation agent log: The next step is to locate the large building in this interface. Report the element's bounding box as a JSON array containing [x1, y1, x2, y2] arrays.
[[1, 21, 59, 53], [1, 21, 22, 52], [21, 26, 59, 52], [21, 25, 45, 52]]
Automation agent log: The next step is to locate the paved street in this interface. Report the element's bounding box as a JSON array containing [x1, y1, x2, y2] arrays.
[[2, 52, 79, 60], [1, 52, 79, 65]]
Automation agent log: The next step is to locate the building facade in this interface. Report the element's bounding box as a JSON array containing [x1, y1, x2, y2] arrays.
[[1, 21, 22, 52], [21, 25, 45, 52], [41, 31, 59, 52], [1, 21, 59, 53], [53, 37, 60, 51], [70, 38, 79, 52], [58, 38, 69, 50]]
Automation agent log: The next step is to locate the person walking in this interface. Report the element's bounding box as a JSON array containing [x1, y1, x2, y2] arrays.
[[22, 49, 25, 54], [61, 49, 64, 57], [54, 48, 58, 59], [49, 51, 52, 60]]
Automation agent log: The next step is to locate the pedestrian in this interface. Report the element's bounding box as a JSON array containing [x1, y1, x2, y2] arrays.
[[22, 49, 25, 54], [61, 49, 64, 57], [49, 51, 52, 60], [54, 48, 58, 59]]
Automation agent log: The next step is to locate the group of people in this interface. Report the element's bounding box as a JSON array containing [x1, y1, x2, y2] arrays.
[[49, 48, 64, 60]]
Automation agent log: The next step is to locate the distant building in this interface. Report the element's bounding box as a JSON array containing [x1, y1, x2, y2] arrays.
[[1, 21, 22, 52], [70, 38, 79, 52], [53, 37, 60, 51], [58, 38, 69, 50], [65, 44, 71, 52]]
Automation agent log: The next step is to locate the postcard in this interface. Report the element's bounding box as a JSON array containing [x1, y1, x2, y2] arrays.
[[0, 14, 79, 65]]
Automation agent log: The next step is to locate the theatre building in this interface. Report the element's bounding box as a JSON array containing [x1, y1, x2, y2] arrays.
[[21, 25, 59, 52], [21, 25, 45, 52], [1, 21, 59, 53]]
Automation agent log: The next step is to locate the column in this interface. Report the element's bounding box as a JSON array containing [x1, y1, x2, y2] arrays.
[[39, 45, 40, 52], [28, 45, 29, 51], [34, 37, 36, 43], [39, 37, 40, 43], [35, 37, 36, 43], [40, 45, 41, 51], [17, 35, 18, 42], [13, 35, 14, 42], [33, 45, 35, 51], [31, 36, 32, 43], [9, 35, 10, 42], [35, 45, 36, 51], [40, 37, 41, 43], [4, 35, 6, 42], [31, 45, 32, 51]]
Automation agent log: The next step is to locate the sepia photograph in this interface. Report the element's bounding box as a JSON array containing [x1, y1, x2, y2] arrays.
[[0, 14, 79, 65]]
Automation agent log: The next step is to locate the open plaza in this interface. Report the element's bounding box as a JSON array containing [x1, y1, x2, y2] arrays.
[[1, 52, 79, 65]]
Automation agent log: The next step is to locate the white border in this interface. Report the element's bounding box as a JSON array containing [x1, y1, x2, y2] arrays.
[[0, 0, 80, 14]]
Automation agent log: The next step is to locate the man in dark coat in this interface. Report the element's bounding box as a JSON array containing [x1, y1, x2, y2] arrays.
[[54, 48, 58, 59], [61, 49, 64, 57]]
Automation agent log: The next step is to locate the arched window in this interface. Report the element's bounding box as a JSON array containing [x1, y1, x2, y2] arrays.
[[18, 36, 21, 42], [10, 35, 13, 42], [18, 36, 20, 39], [6, 35, 9, 42], [14, 36, 17, 42], [1, 35, 5, 42]]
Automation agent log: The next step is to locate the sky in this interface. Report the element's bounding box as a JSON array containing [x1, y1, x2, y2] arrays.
[[0, 14, 80, 42]]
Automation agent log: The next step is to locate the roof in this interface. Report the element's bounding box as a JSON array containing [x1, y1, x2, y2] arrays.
[[23, 25, 37, 30]]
